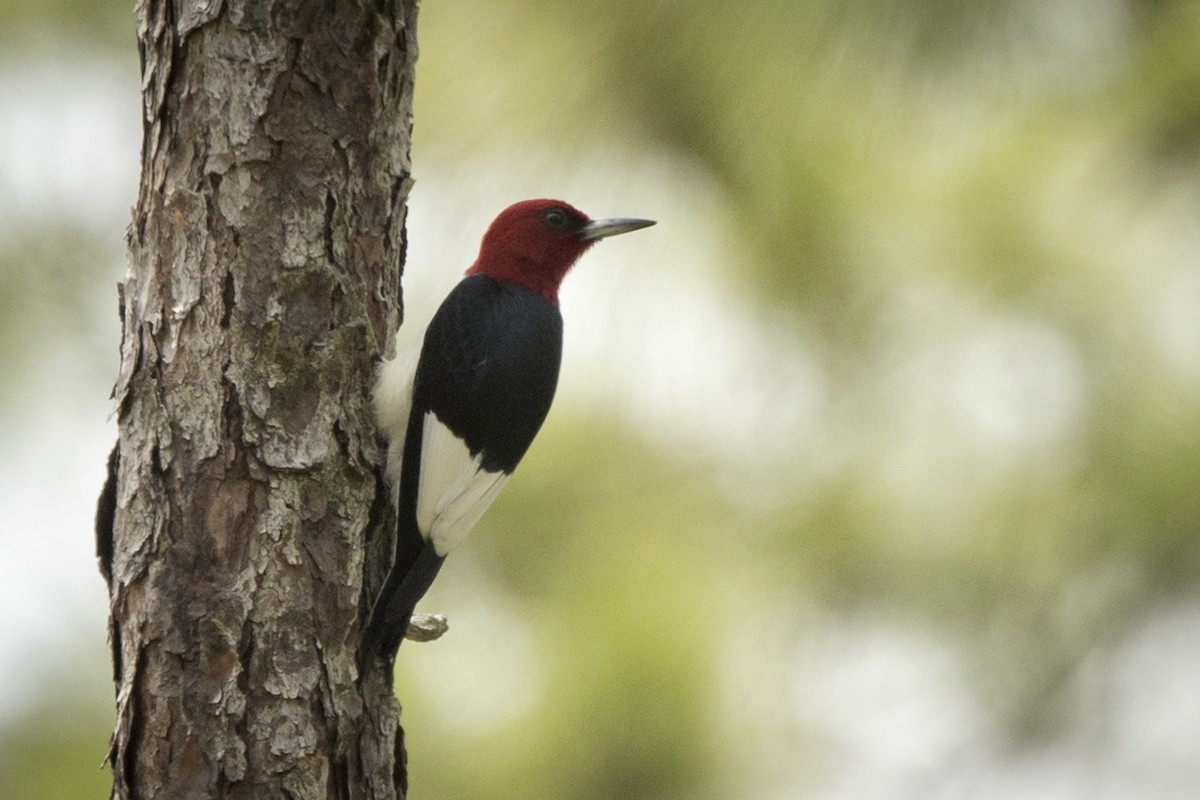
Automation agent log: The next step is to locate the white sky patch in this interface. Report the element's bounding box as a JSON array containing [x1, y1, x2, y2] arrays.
[[735, 596, 1200, 800], [887, 297, 1089, 458], [861, 279, 1090, 519], [0, 47, 139, 241], [1154, 242, 1200, 382], [789, 615, 984, 790], [1104, 597, 1200, 771], [0, 46, 135, 720], [397, 571, 543, 736], [561, 233, 827, 469], [0, 340, 115, 720]]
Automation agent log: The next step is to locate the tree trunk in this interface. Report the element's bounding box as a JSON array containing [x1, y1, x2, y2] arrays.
[[97, 1, 417, 797]]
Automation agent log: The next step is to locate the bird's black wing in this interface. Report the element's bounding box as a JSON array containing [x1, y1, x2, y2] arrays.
[[362, 276, 563, 664]]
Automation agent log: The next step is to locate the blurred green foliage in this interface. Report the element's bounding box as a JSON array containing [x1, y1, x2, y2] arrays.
[[4, 0, 1200, 798], [0, 693, 111, 799], [0, 0, 130, 50]]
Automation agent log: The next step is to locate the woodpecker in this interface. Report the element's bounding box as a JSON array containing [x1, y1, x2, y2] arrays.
[[362, 199, 655, 662]]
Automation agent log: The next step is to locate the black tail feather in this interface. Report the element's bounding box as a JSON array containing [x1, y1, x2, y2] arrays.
[[361, 541, 446, 664]]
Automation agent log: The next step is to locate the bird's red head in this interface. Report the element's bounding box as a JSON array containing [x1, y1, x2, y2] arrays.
[[466, 199, 655, 304]]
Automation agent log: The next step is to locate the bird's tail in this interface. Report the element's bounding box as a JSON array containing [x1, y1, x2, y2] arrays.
[[361, 541, 446, 665]]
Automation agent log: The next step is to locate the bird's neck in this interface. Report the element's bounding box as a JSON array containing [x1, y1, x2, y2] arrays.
[[467, 257, 569, 305]]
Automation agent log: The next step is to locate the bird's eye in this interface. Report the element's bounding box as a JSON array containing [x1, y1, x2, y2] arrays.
[[544, 208, 569, 229]]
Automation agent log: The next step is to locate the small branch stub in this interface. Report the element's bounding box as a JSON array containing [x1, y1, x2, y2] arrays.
[[405, 613, 449, 643]]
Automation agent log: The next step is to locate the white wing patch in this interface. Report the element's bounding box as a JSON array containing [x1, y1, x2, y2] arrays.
[[373, 342, 421, 486], [417, 412, 510, 556]]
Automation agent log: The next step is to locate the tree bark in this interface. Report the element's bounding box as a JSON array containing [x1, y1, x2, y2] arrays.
[[98, 1, 417, 797]]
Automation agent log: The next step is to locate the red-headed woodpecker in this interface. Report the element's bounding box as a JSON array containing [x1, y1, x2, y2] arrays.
[[362, 199, 655, 661]]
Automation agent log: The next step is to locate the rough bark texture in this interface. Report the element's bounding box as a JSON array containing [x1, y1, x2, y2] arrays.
[[100, 1, 417, 797]]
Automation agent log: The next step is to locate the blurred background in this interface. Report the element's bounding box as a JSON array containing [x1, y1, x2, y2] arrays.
[[2, 0, 1199, 797]]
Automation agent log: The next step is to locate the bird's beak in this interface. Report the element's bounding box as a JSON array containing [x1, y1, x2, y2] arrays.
[[580, 217, 656, 241]]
